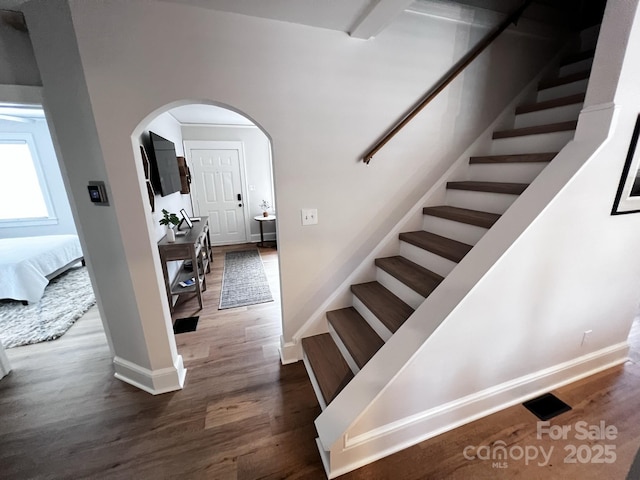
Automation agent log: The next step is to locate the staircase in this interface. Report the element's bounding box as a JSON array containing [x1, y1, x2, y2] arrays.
[[302, 31, 598, 474]]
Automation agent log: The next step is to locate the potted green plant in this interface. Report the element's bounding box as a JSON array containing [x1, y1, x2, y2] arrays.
[[159, 209, 180, 242]]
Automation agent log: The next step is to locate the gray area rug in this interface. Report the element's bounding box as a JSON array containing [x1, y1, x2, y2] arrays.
[[219, 249, 273, 309], [0, 266, 96, 348]]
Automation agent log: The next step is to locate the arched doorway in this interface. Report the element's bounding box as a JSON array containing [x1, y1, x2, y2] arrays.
[[132, 100, 281, 366]]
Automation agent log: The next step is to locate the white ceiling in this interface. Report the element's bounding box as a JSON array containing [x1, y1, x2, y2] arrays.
[[168, 104, 254, 126]]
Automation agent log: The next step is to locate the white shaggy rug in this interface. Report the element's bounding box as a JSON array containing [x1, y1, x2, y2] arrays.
[[0, 266, 96, 348]]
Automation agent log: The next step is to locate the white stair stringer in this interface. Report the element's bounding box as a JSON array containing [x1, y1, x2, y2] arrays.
[[315, 102, 621, 479]]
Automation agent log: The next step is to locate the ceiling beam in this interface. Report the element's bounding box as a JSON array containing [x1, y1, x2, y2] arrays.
[[349, 0, 415, 39]]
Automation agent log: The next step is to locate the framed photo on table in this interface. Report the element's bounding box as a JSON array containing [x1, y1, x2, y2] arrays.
[[179, 208, 193, 229], [612, 113, 640, 215]]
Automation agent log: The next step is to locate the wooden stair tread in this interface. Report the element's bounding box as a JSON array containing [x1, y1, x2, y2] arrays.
[[327, 307, 384, 369], [375, 256, 443, 298], [493, 120, 577, 139], [561, 49, 595, 66], [398, 231, 472, 263], [422, 205, 500, 229], [351, 282, 414, 333], [446, 181, 528, 195], [515, 93, 585, 115], [302, 333, 353, 405], [469, 153, 558, 164], [538, 70, 590, 90]]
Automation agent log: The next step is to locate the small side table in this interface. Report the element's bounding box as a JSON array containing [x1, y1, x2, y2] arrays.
[[254, 214, 276, 248]]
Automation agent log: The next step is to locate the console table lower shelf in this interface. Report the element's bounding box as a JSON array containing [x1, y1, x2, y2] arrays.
[[158, 216, 211, 313]]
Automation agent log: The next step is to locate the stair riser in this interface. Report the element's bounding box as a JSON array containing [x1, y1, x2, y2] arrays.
[[489, 130, 575, 156], [445, 189, 518, 215], [352, 296, 393, 342], [559, 58, 593, 77], [398, 241, 457, 277], [376, 268, 425, 310], [302, 352, 328, 410], [327, 322, 360, 375], [467, 162, 547, 184], [514, 103, 583, 129], [422, 214, 487, 245], [537, 79, 589, 102]]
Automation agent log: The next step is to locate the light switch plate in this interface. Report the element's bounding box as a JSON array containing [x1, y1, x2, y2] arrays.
[[301, 208, 318, 226]]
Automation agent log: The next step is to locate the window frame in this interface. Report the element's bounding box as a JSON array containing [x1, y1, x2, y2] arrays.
[[0, 131, 58, 227]]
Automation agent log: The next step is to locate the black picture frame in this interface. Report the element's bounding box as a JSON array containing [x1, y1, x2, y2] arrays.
[[179, 208, 193, 230], [612, 113, 640, 215]]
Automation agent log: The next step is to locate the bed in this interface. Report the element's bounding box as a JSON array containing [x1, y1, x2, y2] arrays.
[[0, 235, 84, 304]]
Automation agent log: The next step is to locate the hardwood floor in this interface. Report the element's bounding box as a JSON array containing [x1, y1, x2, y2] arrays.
[[1, 243, 639, 479]]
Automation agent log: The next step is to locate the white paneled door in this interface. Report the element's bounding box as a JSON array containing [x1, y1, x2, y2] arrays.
[[190, 147, 248, 245]]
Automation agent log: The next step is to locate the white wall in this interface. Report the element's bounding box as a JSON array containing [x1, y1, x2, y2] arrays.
[[181, 124, 274, 240], [50, 0, 560, 349], [315, 1, 640, 474], [22, 0, 185, 395], [0, 17, 41, 86], [0, 117, 77, 238]]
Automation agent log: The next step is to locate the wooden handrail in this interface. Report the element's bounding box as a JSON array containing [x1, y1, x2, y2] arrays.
[[362, 0, 535, 164]]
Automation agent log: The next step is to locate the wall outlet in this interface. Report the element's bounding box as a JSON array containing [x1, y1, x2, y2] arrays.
[[581, 329, 593, 347], [301, 208, 318, 226]]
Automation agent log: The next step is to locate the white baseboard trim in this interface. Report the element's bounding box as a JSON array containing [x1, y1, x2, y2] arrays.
[[324, 342, 629, 478], [250, 232, 276, 243], [279, 335, 301, 365], [113, 355, 186, 395]]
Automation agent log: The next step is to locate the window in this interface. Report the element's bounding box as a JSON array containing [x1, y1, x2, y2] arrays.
[[0, 133, 57, 226]]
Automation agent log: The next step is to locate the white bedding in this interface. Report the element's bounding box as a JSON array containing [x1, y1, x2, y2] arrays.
[[0, 235, 83, 303]]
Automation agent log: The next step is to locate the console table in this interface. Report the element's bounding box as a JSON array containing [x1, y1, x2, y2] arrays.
[[158, 216, 211, 312]]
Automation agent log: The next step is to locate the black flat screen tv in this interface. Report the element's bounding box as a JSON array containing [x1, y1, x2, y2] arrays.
[[148, 131, 182, 197]]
